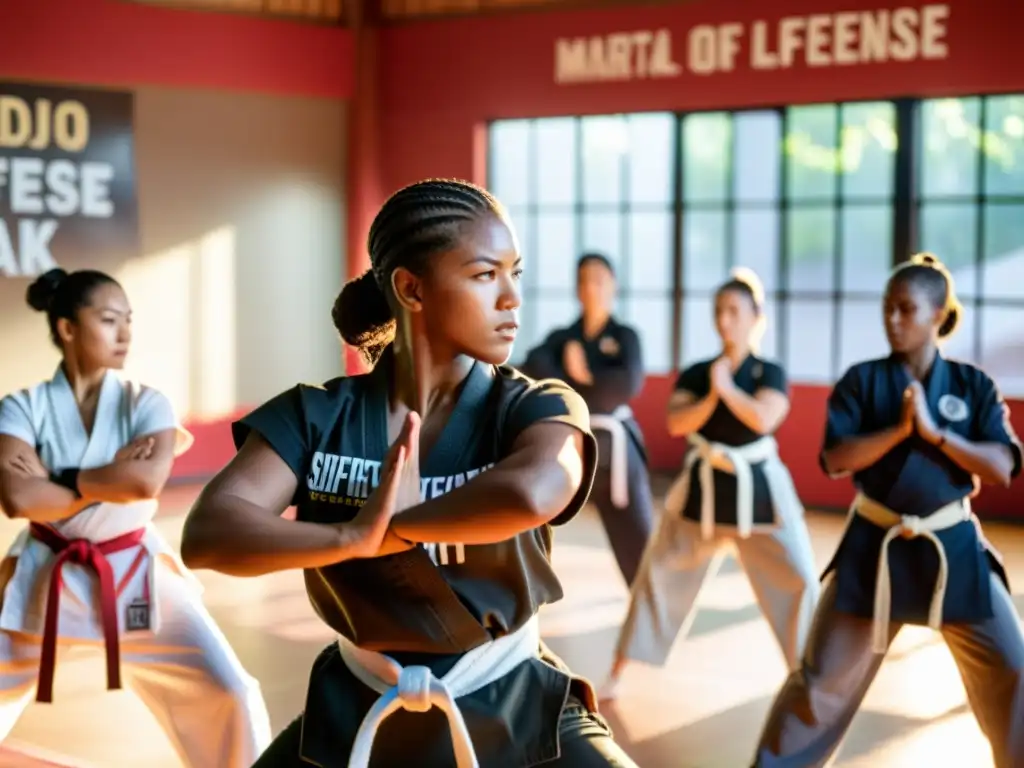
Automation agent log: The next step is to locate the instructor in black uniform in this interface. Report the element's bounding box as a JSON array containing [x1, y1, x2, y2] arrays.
[[521, 253, 654, 587], [180, 180, 639, 768]]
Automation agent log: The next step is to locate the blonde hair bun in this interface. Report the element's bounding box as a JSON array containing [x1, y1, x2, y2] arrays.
[[729, 266, 765, 306]]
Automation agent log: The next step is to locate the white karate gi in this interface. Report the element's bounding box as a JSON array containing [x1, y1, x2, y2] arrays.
[[0, 367, 271, 767]]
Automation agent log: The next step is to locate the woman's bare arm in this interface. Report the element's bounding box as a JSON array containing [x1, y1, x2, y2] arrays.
[[717, 386, 790, 435], [821, 425, 912, 477], [78, 430, 178, 502], [666, 390, 718, 437], [390, 421, 585, 544], [0, 435, 83, 522], [180, 433, 357, 577]]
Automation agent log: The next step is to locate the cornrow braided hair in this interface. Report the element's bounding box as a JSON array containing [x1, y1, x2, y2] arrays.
[[367, 179, 501, 290], [332, 179, 504, 366]]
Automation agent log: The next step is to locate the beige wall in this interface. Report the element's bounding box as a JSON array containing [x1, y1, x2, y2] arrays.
[[0, 86, 347, 420]]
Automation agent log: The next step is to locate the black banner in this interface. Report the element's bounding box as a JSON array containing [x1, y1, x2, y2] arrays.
[[0, 82, 137, 278]]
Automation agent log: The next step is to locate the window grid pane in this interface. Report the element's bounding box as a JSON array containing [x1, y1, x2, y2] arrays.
[[785, 207, 837, 293], [919, 97, 981, 198], [914, 94, 1024, 385], [488, 113, 676, 375], [785, 299, 836, 382], [683, 112, 731, 204], [981, 306, 1024, 396], [984, 96, 1024, 197], [490, 95, 1024, 389], [677, 102, 898, 380], [785, 104, 839, 202], [734, 111, 781, 204], [840, 101, 897, 199]]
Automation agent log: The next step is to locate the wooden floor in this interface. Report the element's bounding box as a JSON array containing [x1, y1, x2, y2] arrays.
[[4, 483, 1024, 767]]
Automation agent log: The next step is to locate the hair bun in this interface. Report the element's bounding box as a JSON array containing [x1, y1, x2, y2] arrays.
[[729, 266, 765, 303], [329, 268, 393, 348], [911, 252, 941, 268], [25, 268, 68, 312]]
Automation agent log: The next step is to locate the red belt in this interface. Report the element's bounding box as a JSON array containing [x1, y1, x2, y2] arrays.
[[29, 522, 148, 703]]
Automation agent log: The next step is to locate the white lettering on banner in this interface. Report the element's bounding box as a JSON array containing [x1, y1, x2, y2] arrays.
[[306, 451, 495, 568], [0, 218, 58, 276], [0, 92, 121, 278], [553, 4, 950, 84], [555, 29, 681, 83]]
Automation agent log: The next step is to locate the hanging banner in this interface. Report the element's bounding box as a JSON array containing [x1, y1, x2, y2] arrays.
[[0, 82, 137, 278], [554, 4, 951, 84]]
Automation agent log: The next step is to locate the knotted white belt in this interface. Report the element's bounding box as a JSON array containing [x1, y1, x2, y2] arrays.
[[589, 405, 634, 509], [852, 492, 971, 654], [664, 434, 779, 541], [338, 616, 541, 768]]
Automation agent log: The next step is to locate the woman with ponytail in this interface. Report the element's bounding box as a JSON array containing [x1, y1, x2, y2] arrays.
[[600, 267, 818, 701], [182, 179, 638, 767], [753, 254, 1024, 767]]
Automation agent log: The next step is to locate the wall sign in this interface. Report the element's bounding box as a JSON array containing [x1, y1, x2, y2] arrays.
[[0, 82, 137, 278], [555, 4, 951, 84]]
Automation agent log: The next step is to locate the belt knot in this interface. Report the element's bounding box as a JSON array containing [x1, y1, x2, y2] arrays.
[[899, 515, 924, 537], [63, 539, 95, 563], [397, 666, 435, 712]]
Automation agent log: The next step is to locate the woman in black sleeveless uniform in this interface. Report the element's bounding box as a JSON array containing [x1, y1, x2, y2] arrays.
[[601, 269, 819, 701], [521, 253, 655, 588], [180, 179, 639, 767]]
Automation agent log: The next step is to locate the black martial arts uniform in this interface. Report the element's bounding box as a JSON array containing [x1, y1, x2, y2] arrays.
[[521, 318, 654, 586], [234, 347, 638, 768], [755, 353, 1024, 768]]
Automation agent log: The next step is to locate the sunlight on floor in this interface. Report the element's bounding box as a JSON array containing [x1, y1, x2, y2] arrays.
[[0, 502, 1011, 767]]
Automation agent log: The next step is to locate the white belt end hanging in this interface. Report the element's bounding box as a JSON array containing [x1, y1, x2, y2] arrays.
[[862, 499, 965, 656], [590, 407, 632, 509]]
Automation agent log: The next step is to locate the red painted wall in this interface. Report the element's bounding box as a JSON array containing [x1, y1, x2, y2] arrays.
[[371, 0, 1024, 517], [3, 0, 353, 476], [2, 0, 352, 98], [6, 0, 1023, 516]]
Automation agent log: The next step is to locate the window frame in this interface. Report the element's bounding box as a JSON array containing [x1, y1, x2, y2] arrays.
[[489, 113, 679, 374], [487, 92, 1024, 391], [673, 100, 900, 380], [912, 95, 1024, 378]]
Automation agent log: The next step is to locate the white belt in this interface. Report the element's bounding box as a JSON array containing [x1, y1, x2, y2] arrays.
[[852, 492, 971, 654], [589, 405, 633, 509], [664, 434, 778, 540], [338, 616, 541, 768]]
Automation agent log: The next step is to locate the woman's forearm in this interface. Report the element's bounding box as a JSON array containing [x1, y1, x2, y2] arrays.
[[391, 469, 554, 544], [821, 425, 910, 476], [181, 493, 356, 577], [717, 385, 773, 434], [938, 432, 1015, 487], [79, 459, 172, 503], [666, 393, 718, 437], [0, 475, 83, 522]]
